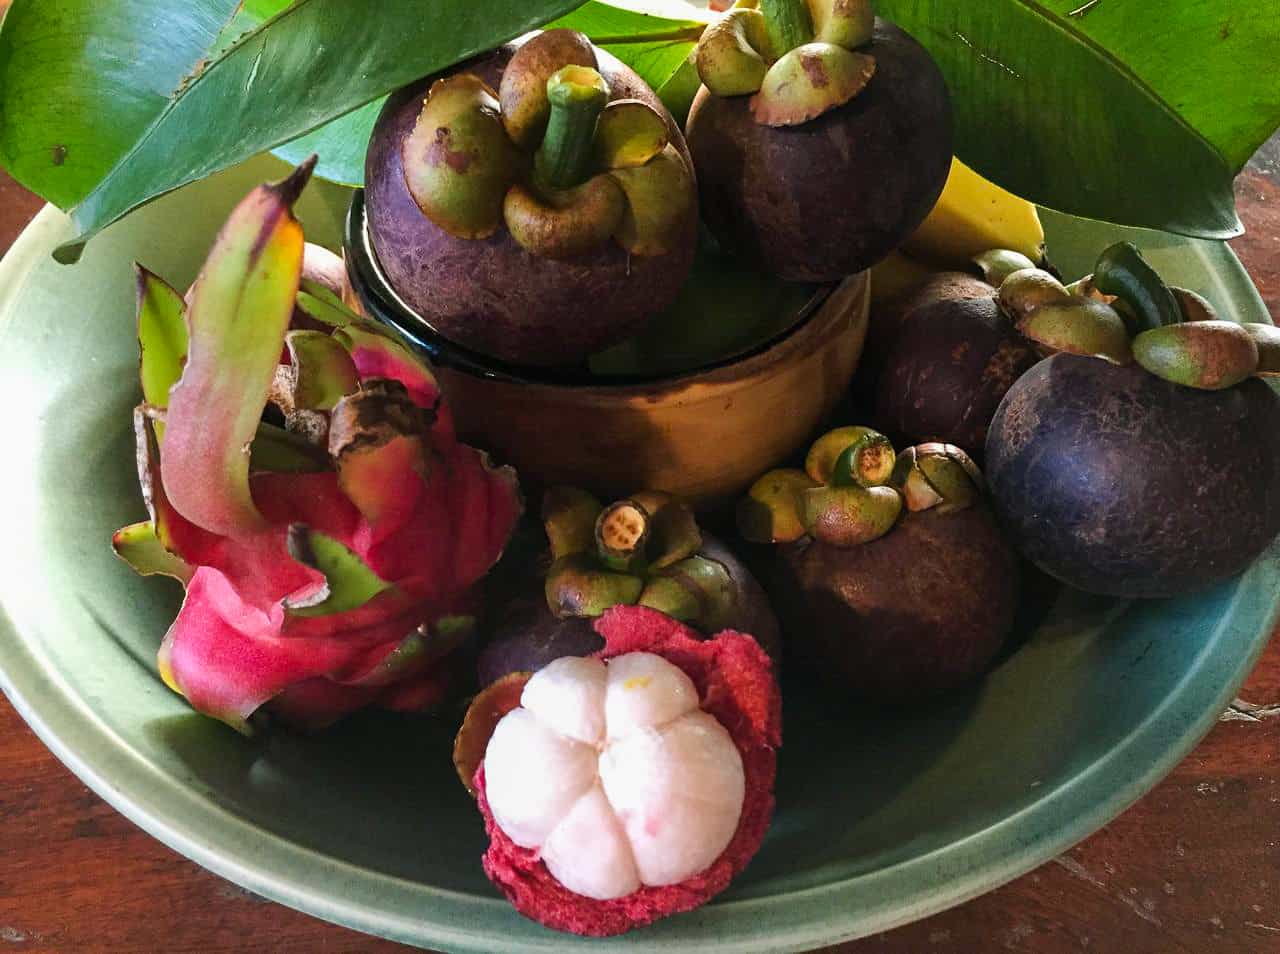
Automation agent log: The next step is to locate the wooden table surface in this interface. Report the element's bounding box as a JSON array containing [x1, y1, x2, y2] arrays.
[[2, 113, 1279, 954]]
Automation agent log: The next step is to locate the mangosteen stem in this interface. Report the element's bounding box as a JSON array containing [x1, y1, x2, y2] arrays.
[[1092, 242, 1182, 334], [758, 0, 815, 58], [595, 500, 651, 573], [830, 433, 896, 488], [535, 65, 611, 191], [808, 0, 875, 49]]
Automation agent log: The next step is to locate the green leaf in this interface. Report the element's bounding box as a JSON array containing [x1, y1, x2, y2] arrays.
[[0, 0, 242, 210], [651, 57, 701, 128], [589, 237, 815, 376], [0, 0, 584, 256], [283, 525, 393, 617], [1036, 1, 1280, 171], [876, 0, 1275, 238], [134, 265, 188, 412], [8, 0, 1272, 241], [0, 0, 701, 219], [272, 99, 384, 187], [213, 0, 291, 54], [552, 2, 705, 50]]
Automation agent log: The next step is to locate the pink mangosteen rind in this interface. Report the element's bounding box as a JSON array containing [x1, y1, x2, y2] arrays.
[[468, 605, 781, 937]]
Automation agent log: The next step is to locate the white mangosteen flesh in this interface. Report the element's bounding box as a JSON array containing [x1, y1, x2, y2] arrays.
[[484, 652, 746, 900]]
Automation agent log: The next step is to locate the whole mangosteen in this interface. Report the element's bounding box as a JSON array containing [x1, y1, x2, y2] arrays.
[[985, 241, 1280, 598], [365, 30, 698, 367], [739, 428, 1019, 699], [986, 354, 1280, 598], [684, 0, 952, 281], [478, 487, 781, 686]]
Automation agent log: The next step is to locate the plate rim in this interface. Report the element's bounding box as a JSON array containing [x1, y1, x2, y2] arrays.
[[1, 201, 1276, 953]]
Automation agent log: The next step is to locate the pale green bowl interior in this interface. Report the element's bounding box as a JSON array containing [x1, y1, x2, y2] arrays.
[[0, 155, 1276, 953]]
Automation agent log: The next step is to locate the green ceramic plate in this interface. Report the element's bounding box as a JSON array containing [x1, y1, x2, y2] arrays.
[[0, 155, 1276, 953]]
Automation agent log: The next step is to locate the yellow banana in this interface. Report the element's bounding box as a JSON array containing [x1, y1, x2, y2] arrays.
[[903, 157, 1045, 267]]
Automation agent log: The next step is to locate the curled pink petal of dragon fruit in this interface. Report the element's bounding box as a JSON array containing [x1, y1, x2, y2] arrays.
[[112, 157, 523, 732]]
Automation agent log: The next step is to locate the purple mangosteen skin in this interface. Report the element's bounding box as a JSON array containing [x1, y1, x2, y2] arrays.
[[477, 600, 604, 689], [775, 505, 1019, 701], [365, 42, 698, 368], [685, 20, 952, 282], [985, 353, 1280, 598], [855, 271, 996, 402], [874, 295, 1038, 457]]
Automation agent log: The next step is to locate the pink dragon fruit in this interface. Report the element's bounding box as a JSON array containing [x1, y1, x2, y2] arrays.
[[112, 158, 523, 732]]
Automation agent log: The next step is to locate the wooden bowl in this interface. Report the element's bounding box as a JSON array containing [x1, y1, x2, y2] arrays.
[[344, 192, 869, 505]]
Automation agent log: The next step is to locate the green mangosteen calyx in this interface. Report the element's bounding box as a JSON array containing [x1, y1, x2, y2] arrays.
[[972, 249, 1037, 288], [401, 74, 521, 239], [1246, 323, 1280, 375], [1132, 321, 1259, 391], [1018, 297, 1133, 367], [739, 427, 990, 547], [742, 426, 981, 550], [400, 29, 693, 260], [994, 241, 1272, 390], [996, 267, 1071, 322], [541, 486, 748, 633], [994, 260, 1133, 365], [983, 254, 1128, 365], [889, 443, 984, 515], [694, 0, 878, 127], [696, 8, 771, 97]]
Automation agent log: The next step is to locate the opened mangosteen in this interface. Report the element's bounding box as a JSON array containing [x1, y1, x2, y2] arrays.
[[452, 606, 780, 936], [365, 30, 698, 367], [986, 242, 1280, 598], [684, 0, 952, 281], [478, 486, 781, 686], [739, 427, 1019, 699]]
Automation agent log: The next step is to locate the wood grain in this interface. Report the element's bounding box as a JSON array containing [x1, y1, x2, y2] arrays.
[[0, 85, 1277, 954]]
